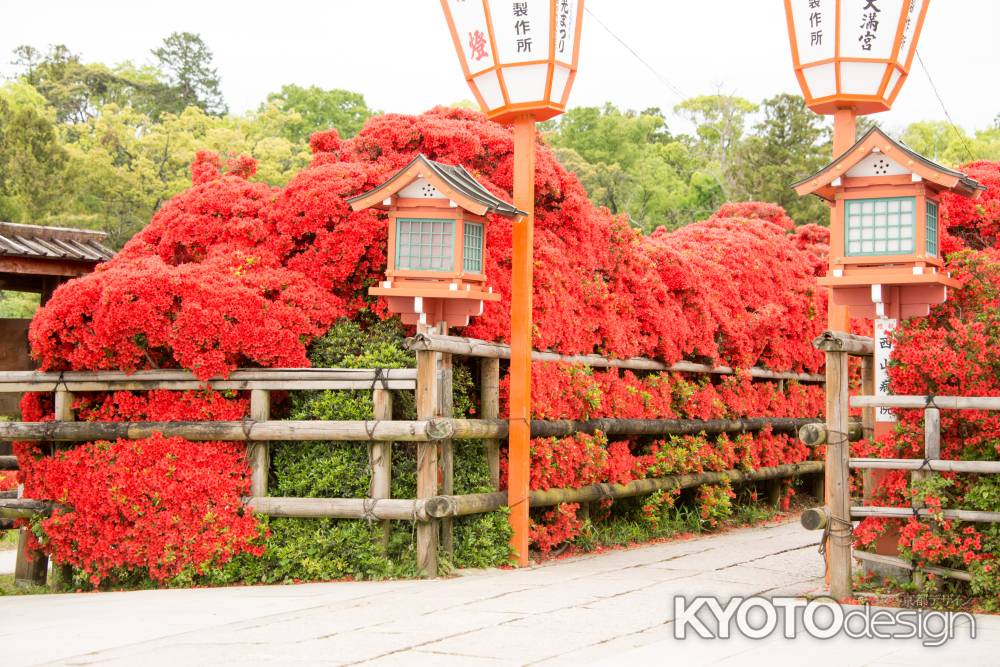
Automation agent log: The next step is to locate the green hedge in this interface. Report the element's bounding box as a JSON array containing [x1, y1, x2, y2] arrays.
[[209, 318, 511, 585]]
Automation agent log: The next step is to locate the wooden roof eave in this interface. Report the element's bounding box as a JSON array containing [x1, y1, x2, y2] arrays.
[[348, 157, 490, 216], [792, 126, 985, 201]]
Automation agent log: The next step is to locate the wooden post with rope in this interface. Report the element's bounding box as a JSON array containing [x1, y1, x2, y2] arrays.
[[248, 390, 270, 498], [436, 322, 454, 557], [415, 324, 439, 577], [481, 357, 501, 489], [825, 347, 853, 599], [371, 386, 393, 550]]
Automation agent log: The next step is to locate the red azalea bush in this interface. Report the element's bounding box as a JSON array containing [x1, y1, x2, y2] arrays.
[[851, 162, 1000, 604], [19, 108, 839, 578], [0, 471, 16, 492], [18, 433, 262, 586]]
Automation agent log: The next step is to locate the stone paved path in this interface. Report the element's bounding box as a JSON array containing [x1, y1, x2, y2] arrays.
[[2, 518, 997, 666]]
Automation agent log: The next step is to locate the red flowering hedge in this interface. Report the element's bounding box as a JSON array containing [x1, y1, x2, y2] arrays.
[[0, 471, 15, 492], [18, 108, 837, 581], [851, 163, 1000, 604]]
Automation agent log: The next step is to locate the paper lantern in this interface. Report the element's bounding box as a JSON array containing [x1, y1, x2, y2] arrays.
[[784, 0, 930, 115], [440, 0, 584, 124]]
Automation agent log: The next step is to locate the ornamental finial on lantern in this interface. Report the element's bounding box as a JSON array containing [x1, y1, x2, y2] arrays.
[[784, 0, 931, 116], [348, 155, 524, 327]]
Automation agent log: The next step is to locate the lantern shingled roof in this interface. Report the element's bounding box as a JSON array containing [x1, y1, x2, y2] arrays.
[[347, 154, 526, 218], [792, 126, 986, 203]]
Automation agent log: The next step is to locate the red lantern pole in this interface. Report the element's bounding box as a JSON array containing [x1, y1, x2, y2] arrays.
[[828, 108, 857, 333], [508, 113, 536, 567]]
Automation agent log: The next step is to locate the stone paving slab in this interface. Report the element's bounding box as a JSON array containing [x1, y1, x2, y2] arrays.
[[2, 518, 998, 666]]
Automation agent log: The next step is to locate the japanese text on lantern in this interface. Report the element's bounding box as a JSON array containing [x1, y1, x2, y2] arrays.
[[874, 318, 897, 423], [557, 0, 573, 56], [859, 0, 881, 52], [899, 0, 919, 56], [513, 2, 532, 53], [808, 0, 824, 48]]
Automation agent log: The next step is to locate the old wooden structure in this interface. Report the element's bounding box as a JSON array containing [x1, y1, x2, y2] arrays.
[[0, 334, 827, 587], [802, 331, 1000, 598], [0, 222, 113, 422]]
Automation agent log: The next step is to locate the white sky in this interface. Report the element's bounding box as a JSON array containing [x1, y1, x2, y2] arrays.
[[1, 1, 996, 136]]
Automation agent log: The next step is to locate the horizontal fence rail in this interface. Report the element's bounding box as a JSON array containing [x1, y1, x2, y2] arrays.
[[853, 551, 972, 583], [851, 506, 1000, 523], [812, 331, 875, 357], [0, 368, 417, 393], [406, 333, 826, 383], [850, 458, 1000, 474], [1, 461, 825, 523], [0, 417, 824, 446], [851, 395, 1000, 410]]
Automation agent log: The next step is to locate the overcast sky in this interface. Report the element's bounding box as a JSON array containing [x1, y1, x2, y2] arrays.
[[2, 1, 996, 136]]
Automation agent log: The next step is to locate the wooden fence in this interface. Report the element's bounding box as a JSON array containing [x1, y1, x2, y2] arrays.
[[801, 331, 1000, 597], [0, 333, 827, 586]]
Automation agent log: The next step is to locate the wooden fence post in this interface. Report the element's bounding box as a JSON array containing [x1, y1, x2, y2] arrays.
[[249, 390, 270, 498], [14, 390, 73, 587], [480, 357, 501, 490], [371, 388, 393, 550], [437, 322, 454, 557], [825, 349, 852, 600], [910, 406, 941, 589], [415, 333, 439, 577], [860, 355, 876, 504]]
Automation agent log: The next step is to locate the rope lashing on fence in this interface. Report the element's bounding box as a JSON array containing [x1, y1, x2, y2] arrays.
[[818, 513, 854, 557], [361, 497, 380, 524], [53, 370, 71, 394], [369, 367, 391, 392], [240, 416, 256, 441]]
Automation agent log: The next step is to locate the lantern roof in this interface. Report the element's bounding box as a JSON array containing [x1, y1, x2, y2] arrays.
[[348, 154, 525, 219], [793, 126, 986, 202]]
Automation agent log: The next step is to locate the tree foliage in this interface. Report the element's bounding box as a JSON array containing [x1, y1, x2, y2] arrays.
[[729, 94, 831, 226], [265, 84, 373, 142], [151, 32, 227, 116]]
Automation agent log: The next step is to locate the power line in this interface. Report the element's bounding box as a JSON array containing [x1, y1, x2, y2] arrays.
[[583, 7, 687, 102], [915, 49, 975, 163]]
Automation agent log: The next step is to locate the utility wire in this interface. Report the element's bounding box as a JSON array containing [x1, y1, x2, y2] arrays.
[[915, 49, 976, 163], [584, 6, 687, 102]]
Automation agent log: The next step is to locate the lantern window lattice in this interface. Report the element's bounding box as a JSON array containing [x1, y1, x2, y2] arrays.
[[463, 221, 484, 274], [925, 200, 939, 257], [846, 197, 914, 256], [396, 218, 455, 272]]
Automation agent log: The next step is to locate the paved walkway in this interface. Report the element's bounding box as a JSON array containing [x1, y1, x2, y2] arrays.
[[2, 518, 997, 665]]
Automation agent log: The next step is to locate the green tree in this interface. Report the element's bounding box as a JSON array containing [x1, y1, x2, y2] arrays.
[[728, 94, 831, 226], [674, 94, 758, 189], [11, 44, 153, 124], [0, 82, 69, 222], [901, 120, 1000, 166], [548, 104, 723, 232], [265, 85, 373, 142], [62, 103, 309, 246], [151, 32, 227, 116]]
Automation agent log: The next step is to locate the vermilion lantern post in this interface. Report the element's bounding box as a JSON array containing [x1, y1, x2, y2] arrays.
[[440, 0, 584, 566], [783, 0, 988, 601]]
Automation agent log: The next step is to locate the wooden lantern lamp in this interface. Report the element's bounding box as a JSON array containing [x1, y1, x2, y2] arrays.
[[348, 154, 524, 327], [795, 126, 984, 320]]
